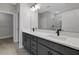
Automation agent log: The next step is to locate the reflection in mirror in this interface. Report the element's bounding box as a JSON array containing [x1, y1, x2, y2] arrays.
[[38, 3, 79, 33], [38, 11, 62, 31]]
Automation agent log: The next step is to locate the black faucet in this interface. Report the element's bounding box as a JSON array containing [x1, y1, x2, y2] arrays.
[[32, 28, 35, 32], [56, 29, 61, 36], [32, 27, 37, 32]]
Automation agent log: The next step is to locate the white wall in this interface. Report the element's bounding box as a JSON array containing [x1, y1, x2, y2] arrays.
[[19, 3, 38, 48], [19, 4, 32, 48], [0, 13, 13, 38], [13, 4, 20, 43]]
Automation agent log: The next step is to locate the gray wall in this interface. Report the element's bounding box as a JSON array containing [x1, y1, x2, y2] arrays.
[[0, 13, 13, 38]]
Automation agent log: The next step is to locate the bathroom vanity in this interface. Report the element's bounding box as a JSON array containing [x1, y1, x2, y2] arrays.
[[22, 30, 79, 55], [20, 3, 79, 55]]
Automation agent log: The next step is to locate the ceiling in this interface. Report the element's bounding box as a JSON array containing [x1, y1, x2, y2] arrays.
[[38, 3, 79, 14], [8, 3, 79, 14]]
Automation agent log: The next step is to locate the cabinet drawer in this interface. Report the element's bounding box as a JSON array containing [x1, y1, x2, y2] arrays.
[[24, 33, 31, 38], [31, 36, 37, 41], [38, 37, 79, 55], [23, 32, 26, 36], [23, 32, 31, 38], [23, 37, 26, 41], [26, 34, 31, 38], [31, 40, 37, 50]]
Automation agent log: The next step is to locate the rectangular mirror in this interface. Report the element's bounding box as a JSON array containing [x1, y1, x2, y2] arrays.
[[38, 3, 79, 33]]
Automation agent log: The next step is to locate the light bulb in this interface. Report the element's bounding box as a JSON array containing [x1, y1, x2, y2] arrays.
[[30, 4, 40, 11], [35, 4, 40, 10], [30, 6, 35, 11]]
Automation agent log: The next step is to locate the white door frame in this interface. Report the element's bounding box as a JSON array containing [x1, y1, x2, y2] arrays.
[[0, 11, 17, 43]]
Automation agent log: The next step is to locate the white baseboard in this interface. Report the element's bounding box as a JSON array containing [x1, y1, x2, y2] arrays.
[[0, 35, 13, 39]]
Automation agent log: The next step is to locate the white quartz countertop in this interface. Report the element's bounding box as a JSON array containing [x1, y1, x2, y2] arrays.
[[22, 29, 79, 50]]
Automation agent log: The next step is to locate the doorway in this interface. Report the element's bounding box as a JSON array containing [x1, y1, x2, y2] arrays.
[[0, 13, 17, 54], [0, 13, 13, 39]]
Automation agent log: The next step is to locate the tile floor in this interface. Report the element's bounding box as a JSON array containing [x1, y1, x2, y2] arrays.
[[0, 38, 30, 55]]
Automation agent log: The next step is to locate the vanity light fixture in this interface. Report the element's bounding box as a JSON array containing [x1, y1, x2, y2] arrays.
[[30, 3, 40, 11]]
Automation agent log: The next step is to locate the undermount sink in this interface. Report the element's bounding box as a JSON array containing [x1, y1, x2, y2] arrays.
[[47, 35, 67, 41], [34, 31, 50, 36]]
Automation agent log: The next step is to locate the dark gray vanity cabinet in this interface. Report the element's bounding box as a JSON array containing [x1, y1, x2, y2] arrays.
[[22, 32, 31, 52], [22, 32, 79, 55], [38, 38, 62, 55], [38, 37, 79, 55], [38, 43, 60, 55], [23, 32, 38, 55]]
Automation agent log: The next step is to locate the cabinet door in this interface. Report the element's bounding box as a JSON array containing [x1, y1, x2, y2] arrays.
[[26, 37, 31, 51], [23, 33, 31, 52], [23, 33, 27, 49], [31, 40, 37, 55], [31, 40, 37, 50], [38, 44, 49, 55]]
